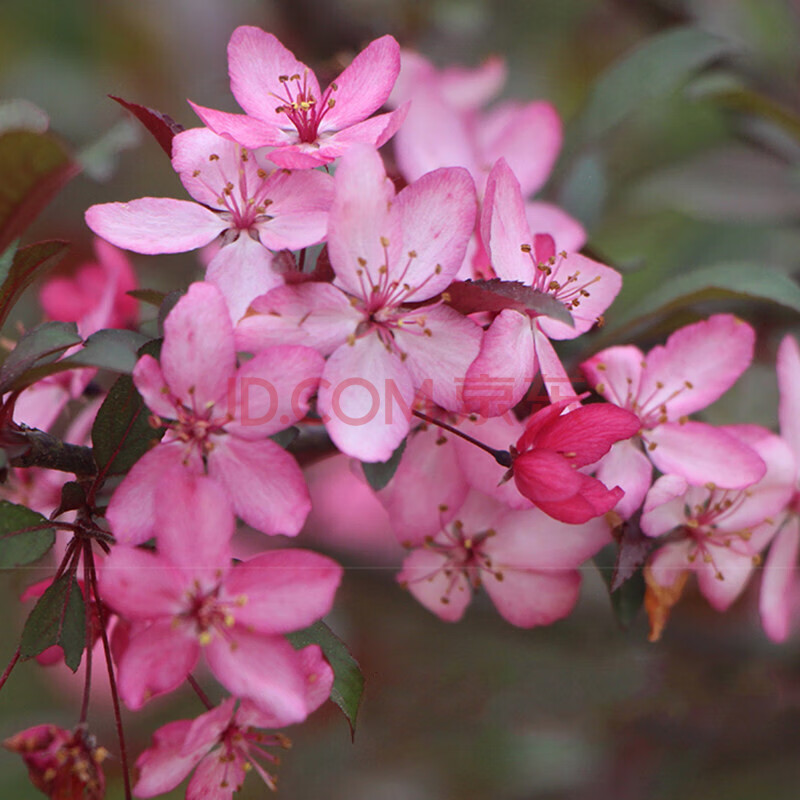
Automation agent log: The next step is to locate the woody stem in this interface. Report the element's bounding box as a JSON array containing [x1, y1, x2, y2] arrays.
[[411, 410, 512, 467]]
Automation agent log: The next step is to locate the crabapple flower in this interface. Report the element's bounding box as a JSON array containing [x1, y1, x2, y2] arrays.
[[106, 282, 323, 542], [101, 470, 341, 719], [641, 425, 795, 639], [3, 724, 107, 800], [190, 26, 407, 168], [464, 159, 620, 414], [760, 335, 800, 641], [398, 491, 610, 626], [236, 145, 482, 461], [582, 314, 767, 517], [134, 661, 331, 799], [86, 127, 333, 321], [511, 398, 641, 524]]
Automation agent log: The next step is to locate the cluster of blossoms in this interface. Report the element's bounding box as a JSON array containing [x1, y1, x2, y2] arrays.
[[1, 24, 798, 800]]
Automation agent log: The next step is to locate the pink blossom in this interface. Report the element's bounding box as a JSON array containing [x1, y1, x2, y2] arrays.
[[398, 491, 610, 626], [236, 145, 482, 462], [582, 314, 767, 517], [85, 128, 333, 321], [511, 398, 640, 524], [189, 26, 407, 168], [388, 51, 584, 264], [463, 159, 620, 415], [643, 425, 795, 618], [760, 335, 800, 641], [134, 667, 331, 799], [101, 469, 341, 718], [106, 282, 323, 542]]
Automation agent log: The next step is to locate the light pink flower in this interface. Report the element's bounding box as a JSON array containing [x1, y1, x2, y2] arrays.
[[134, 672, 331, 799], [582, 314, 767, 517], [236, 145, 482, 462], [464, 159, 621, 414], [760, 335, 800, 641], [388, 51, 584, 262], [101, 469, 341, 719], [642, 425, 795, 615], [86, 128, 333, 321], [398, 491, 610, 626], [106, 282, 323, 542], [190, 26, 407, 168]]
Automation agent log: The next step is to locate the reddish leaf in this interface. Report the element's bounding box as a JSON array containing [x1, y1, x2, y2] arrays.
[[284, 245, 335, 285], [444, 279, 573, 326], [109, 95, 184, 157], [609, 512, 654, 592], [0, 131, 77, 252], [0, 240, 69, 329]]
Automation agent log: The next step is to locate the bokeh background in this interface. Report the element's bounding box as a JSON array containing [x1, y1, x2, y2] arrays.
[[2, 0, 800, 797]]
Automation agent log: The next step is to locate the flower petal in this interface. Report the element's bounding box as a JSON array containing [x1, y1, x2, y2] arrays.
[[525, 201, 586, 252], [209, 436, 310, 536], [778, 335, 800, 463], [760, 517, 799, 642], [222, 549, 342, 634], [85, 198, 224, 254], [594, 439, 653, 519], [482, 568, 580, 628], [161, 282, 236, 409], [397, 547, 472, 622]]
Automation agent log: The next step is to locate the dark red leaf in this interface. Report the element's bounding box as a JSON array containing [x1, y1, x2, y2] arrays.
[[610, 512, 654, 592], [109, 96, 184, 157]]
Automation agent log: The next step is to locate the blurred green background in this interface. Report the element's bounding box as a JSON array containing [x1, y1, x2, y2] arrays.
[[3, 0, 800, 797]]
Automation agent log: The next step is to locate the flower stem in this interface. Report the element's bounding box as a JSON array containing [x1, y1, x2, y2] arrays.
[[411, 410, 513, 467]]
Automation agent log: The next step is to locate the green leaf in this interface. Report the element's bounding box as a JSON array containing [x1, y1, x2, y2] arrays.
[[362, 438, 407, 491], [6, 328, 152, 391], [595, 544, 645, 629], [53, 481, 87, 518], [91, 373, 164, 478], [0, 239, 69, 329], [0, 239, 19, 287], [557, 151, 607, 229], [287, 621, 365, 738], [127, 288, 167, 308], [20, 572, 86, 672], [270, 426, 299, 449], [574, 27, 735, 142], [607, 262, 800, 340], [0, 130, 77, 253], [0, 501, 56, 567], [0, 321, 81, 393]]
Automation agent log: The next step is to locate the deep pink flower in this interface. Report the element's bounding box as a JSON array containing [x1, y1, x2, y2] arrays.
[[511, 398, 641, 524], [106, 282, 323, 542], [236, 145, 482, 462], [190, 26, 407, 168], [582, 314, 767, 517], [86, 128, 333, 321], [398, 491, 610, 626], [3, 724, 107, 800], [642, 425, 795, 623], [134, 670, 331, 799], [101, 469, 341, 719]]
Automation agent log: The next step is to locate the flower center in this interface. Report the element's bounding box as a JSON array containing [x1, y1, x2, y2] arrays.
[[272, 71, 338, 143]]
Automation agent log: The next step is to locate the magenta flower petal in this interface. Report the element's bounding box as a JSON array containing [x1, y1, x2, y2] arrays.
[[464, 309, 536, 417], [317, 334, 415, 462], [320, 35, 400, 130], [85, 198, 224, 254], [205, 235, 282, 323], [208, 436, 310, 536], [646, 421, 766, 488], [132, 354, 176, 418], [133, 720, 201, 798], [760, 518, 799, 642], [161, 282, 236, 410], [221, 549, 342, 634], [534, 474, 624, 525], [638, 314, 755, 419], [395, 304, 483, 412], [226, 345, 324, 439], [118, 620, 200, 710], [778, 334, 800, 461], [188, 101, 291, 149], [482, 568, 580, 628], [595, 439, 654, 519], [227, 26, 317, 122], [525, 201, 586, 252], [398, 548, 472, 622], [205, 630, 309, 723], [513, 449, 583, 503]]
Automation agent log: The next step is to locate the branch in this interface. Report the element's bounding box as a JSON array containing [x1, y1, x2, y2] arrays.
[[5, 427, 96, 476]]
